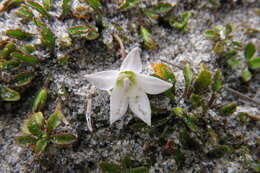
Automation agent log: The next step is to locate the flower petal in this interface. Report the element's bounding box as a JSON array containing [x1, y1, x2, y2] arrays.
[[110, 86, 129, 124], [129, 90, 151, 126], [120, 47, 142, 73], [85, 70, 119, 90], [137, 74, 173, 94]]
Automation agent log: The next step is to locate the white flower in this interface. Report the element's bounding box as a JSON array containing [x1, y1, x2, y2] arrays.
[[85, 47, 173, 126]]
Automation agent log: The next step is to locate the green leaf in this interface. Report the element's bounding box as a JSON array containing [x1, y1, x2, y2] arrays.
[[22, 44, 36, 54], [47, 111, 62, 133], [60, 0, 72, 19], [42, 0, 53, 10], [121, 156, 133, 168], [143, 9, 159, 19], [85, 0, 101, 11], [127, 166, 149, 173], [21, 119, 31, 134], [52, 133, 76, 145], [35, 138, 48, 153], [32, 88, 48, 112], [26, 0, 51, 20], [99, 162, 121, 173], [205, 30, 219, 40], [15, 135, 37, 146], [27, 113, 44, 137], [241, 68, 252, 82], [33, 112, 45, 128], [15, 4, 34, 21], [11, 52, 40, 64], [244, 42, 256, 60], [225, 24, 232, 36], [183, 64, 193, 89], [152, 2, 174, 14], [194, 64, 212, 93], [0, 0, 23, 12], [10, 72, 35, 87], [151, 63, 176, 83], [212, 70, 222, 93], [119, 0, 140, 11], [33, 18, 56, 51], [0, 60, 20, 70], [248, 57, 260, 69], [219, 103, 237, 116], [1, 42, 16, 59], [6, 29, 33, 41], [213, 41, 224, 54], [68, 25, 99, 40], [189, 94, 204, 108], [207, 145, 232, 159], [172, 107, 185, 117], [169, 12, 191, 32], [184, 115, 199, 133], [227, 58, 240, 69], [140, 26, 156, 49], [0, 86, 20, 101]]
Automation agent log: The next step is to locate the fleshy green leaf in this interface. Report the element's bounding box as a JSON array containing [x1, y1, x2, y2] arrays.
[[1, 42, 16, 59], [15, 4, 34, 21], [172, 107, 185, 117], [219, 103, 237, 116], [205, 30, 219, 40], [207, 145, 232, 159], [119, 0, 140, 11], [244, 42, 256, 60], [127, 167, 149, 173], [169, 12, 191, 32], [27, 113, 44, 137], [33, 112, 45, 128], [184, 115, 199, 133], [35, 138, 48, 153], [241, 68, 252, 82], [68, 25, 99, 40], [227, 58, 240, 69], [32, 88, 48, 112], [194, 64, 212, 93], [99, 162, 121, 173], [140, 26, 156, 49], [42, 0, 53, 10], [6, 29, 33, 41], [60, 0, 72, 19], [47, 111, 62, 133], [10, 72, 35, 87], [225, 24, 232, 36], [85, 0, 101, 11], [26, 0, 51, 20], [183, 64, 193, 89], [248, 57, 260, 69], [22, 44, 36, 54], [152, 63, 176, 83], [11, 52, 41, 64], [52, 133, 76, 145], [0, 60, 20, 70], [151, 2, 174, 14], [212, 70, 222, 93], [15, 135, 37, 146], [121, 156, 133, 169], [0, 86, 20, 101], [213, 41, 224, 54], [189, 94, 204, 108]]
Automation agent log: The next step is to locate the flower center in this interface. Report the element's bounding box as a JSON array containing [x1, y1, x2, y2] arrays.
[[116, 71, 136, 93]]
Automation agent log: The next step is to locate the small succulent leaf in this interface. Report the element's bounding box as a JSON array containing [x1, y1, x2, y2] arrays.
[[32, 88, 48, 112], [0, 0, 23, 12], [189, 94, 204, 108], [10, 72, 35, 87], [143, 8, 159, 19], [151, 63, 176, 83], [248, 57, 260, 69], [0, 86, 20, 101], [21, 119, 31, 135], [27, 113, 44, 137], [2, 42, 16, 59], [0, 60, 20, 70], [219, 103, 237, 116], [15, 135, 37, 146], [205, 30, 219, 40], [241, 68, 252, 82], [213, 41, 224, 54], [22, 44, 36, 54], [119, 0, 140, 11], [244, 42, 256, 60], [99, 162, 121, 173], [225, 24, 232, 36], [85, 0, 101, 11], [227, 58, 240, 69], [11, 52, 41, 64], [68, 25, 99, 40], [151, 2, 174, 14], [194, 64, 212, 93], [127, 166, 149, 173], [42, 0, 53, 10], [34, 112, 45, 128], [15, 4, 34, 21], [51, 133, 76, 145], [172, 107, 185, 117], [207, 145, 232, 159], [35, 138, 48, 153], [60, 0, 72, 19], [47, 111, 62, 133], [26, 0, 51, 20], [6, 29, 33, 41], [183, 64, 193, 89], [212, 70, 222, 93], [140, 26, 156, 49], [184, 116, 199, 133]]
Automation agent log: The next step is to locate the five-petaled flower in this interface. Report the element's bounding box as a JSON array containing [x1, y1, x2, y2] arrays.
[[85, 47, 173, 125]]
